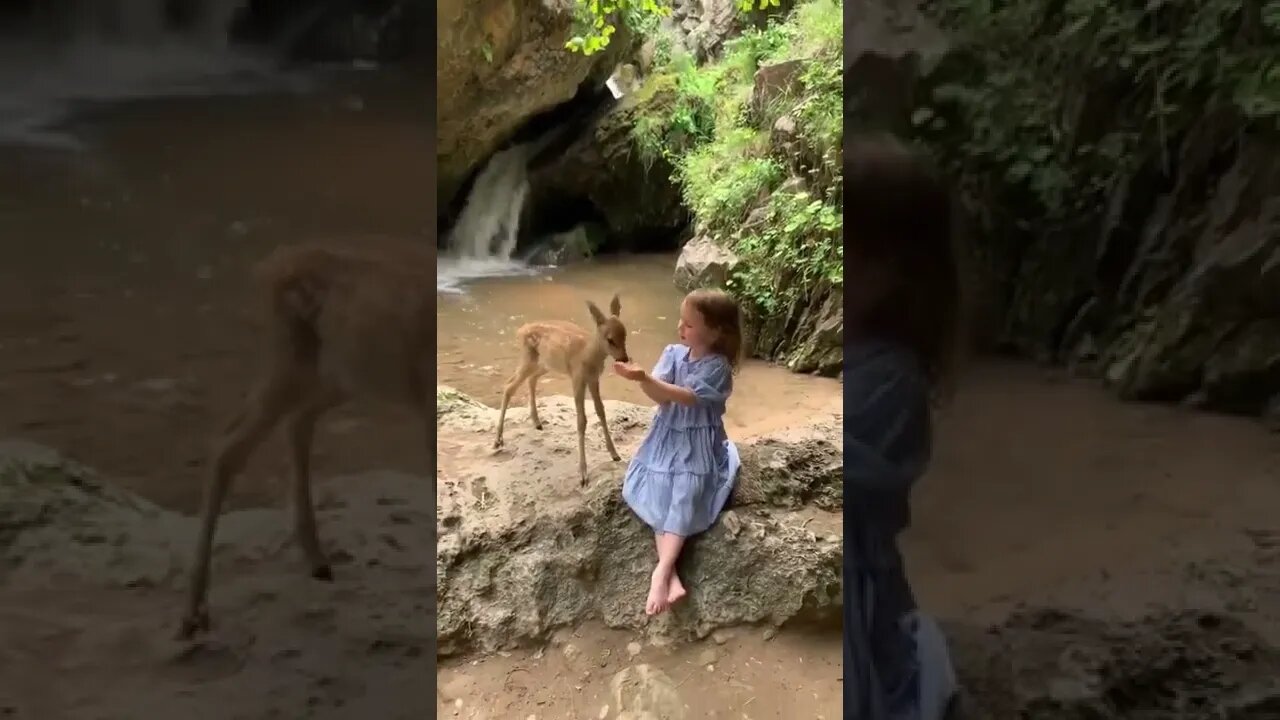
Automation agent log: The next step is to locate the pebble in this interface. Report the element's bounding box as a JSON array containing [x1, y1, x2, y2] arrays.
[[698, 648, 718, 666], [762, 628, 777, 641], [626, 641, 642, 658], [598, 705, 610, 719], [563, 643, 581, 661]]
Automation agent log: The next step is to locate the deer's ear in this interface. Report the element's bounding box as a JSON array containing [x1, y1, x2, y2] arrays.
[[609, 293, 621, 317], [586, 300, 607, 326]]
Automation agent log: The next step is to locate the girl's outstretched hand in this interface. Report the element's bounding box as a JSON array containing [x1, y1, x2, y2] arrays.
[[613, 361, 646, 382]]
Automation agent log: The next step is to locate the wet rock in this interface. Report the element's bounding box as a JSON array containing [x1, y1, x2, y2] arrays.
[[524, 223, 607, 267], [434, 388, 841, 656], [673, 235, 740, 292]]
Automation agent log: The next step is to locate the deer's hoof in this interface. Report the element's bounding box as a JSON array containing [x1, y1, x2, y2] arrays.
[[176, 610, 210, 641], [311, 564, 334, 582], [492, 439, 504, 450], [610, 453, 621, 462], [533, 422, 544, 431]]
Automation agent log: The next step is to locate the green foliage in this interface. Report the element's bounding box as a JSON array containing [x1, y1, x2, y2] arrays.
[[566, 0, 671, 55], [916, 0, 1280, 231], [728, 189, 843, 313], [563, 0, 787, 54], [621, 0, 843, 315], [681, 128, 784, 229]]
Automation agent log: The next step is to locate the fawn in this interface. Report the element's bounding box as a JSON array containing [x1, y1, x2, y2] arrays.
[[178, 236, 435, 640], [493, 295, 629, 486]]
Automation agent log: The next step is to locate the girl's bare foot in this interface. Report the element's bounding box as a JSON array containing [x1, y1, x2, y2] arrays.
[[667, 572, 687, 606], [645, 567, 670, 615]]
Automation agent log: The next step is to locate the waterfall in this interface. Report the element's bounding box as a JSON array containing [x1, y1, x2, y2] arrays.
[[437, 128, 570, 294], [0, 0, 288, 148]]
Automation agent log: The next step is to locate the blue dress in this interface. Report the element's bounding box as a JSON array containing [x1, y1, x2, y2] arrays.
[[844, 338, 958, 720], [621, 344, 741, 537]]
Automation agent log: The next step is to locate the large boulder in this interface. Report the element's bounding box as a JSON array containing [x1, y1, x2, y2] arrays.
[[436, 0, 633, 209], [673, 234, 740, 291], [434, 386, 842, 656]]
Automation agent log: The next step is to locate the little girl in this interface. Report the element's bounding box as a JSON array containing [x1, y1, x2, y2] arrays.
[[844, 134, 962, 719], [612, 288, 742, 616]]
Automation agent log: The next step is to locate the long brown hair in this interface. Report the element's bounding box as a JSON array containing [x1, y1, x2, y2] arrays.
[[685, 288, 743, 373], [845, 134, 963, 399]]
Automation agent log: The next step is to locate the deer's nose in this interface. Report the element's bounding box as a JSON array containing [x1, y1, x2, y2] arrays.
[[620, 353, 631, 363]]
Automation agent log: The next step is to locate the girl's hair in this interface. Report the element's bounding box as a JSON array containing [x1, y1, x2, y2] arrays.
[[685, 288, 743, 372], [845, 134, 963, 399]]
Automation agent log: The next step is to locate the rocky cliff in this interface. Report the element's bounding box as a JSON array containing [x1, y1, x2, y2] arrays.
[[844, 0, 1280, 421], [436, 0, 632, 210]]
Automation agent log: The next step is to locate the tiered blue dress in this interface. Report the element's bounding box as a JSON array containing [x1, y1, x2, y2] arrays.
[[621, 344, 740, 537], [845, 338, 959, 719]]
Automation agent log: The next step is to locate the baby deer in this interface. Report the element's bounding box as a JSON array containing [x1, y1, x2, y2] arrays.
[[493, 295, 629, 486], [178, 237, 435, 641]]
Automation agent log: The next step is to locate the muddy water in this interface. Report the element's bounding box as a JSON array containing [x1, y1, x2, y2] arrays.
[[436, 254, 844, 437], [0, 66, 432, 513]]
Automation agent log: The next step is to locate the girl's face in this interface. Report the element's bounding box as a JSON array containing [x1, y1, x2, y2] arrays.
[[677, 299, 716, 351]]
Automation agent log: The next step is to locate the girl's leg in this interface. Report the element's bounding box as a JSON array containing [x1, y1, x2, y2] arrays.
[[645, 533, 666, 615], [646, 532, 687, 615], [653, 531, 687, 605]]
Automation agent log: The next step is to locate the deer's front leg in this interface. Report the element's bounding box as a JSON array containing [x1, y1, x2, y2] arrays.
[[573, 379, 589, 486], [589, 379, 620, 462]]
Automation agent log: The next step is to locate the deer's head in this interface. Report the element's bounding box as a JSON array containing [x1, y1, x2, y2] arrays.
[[586, 294, 629, 362]]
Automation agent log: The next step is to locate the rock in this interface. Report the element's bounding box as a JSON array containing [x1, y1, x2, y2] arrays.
[[947, 609, 1280, 719], [1103, 130, 1280, 412], [435, 387, 841, 656], [845, 0, 949, 133], [673, 236, 740, 292], [610, 664, 685, 720], [751, 60, 805, 120], [0, 440, 189, 587], [524, 223, 606, 266], [437, 0, 634, 209], [529, 78, 689, 247]]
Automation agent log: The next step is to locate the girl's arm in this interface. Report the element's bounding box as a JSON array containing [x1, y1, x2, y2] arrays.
[[637, 372, 698, 407]]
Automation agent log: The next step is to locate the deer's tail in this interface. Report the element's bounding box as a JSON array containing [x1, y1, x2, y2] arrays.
[[253, 246, 326, 363]]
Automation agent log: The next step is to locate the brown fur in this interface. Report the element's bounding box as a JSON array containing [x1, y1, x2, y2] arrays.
[[178, 236, 436, 640], [493, 295, 629, 486]]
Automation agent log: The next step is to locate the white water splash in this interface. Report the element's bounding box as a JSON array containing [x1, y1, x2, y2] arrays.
[[0, 0, 300, 149], [437, 141, 542, 294]]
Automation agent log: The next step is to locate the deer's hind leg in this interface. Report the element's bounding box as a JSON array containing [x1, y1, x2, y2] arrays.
[[495, 346, 539, 449], [573, 376, 589, 486], [527, 367, 548, 430], [180, 368, 300, 639], [286, 389, 343, 580]]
